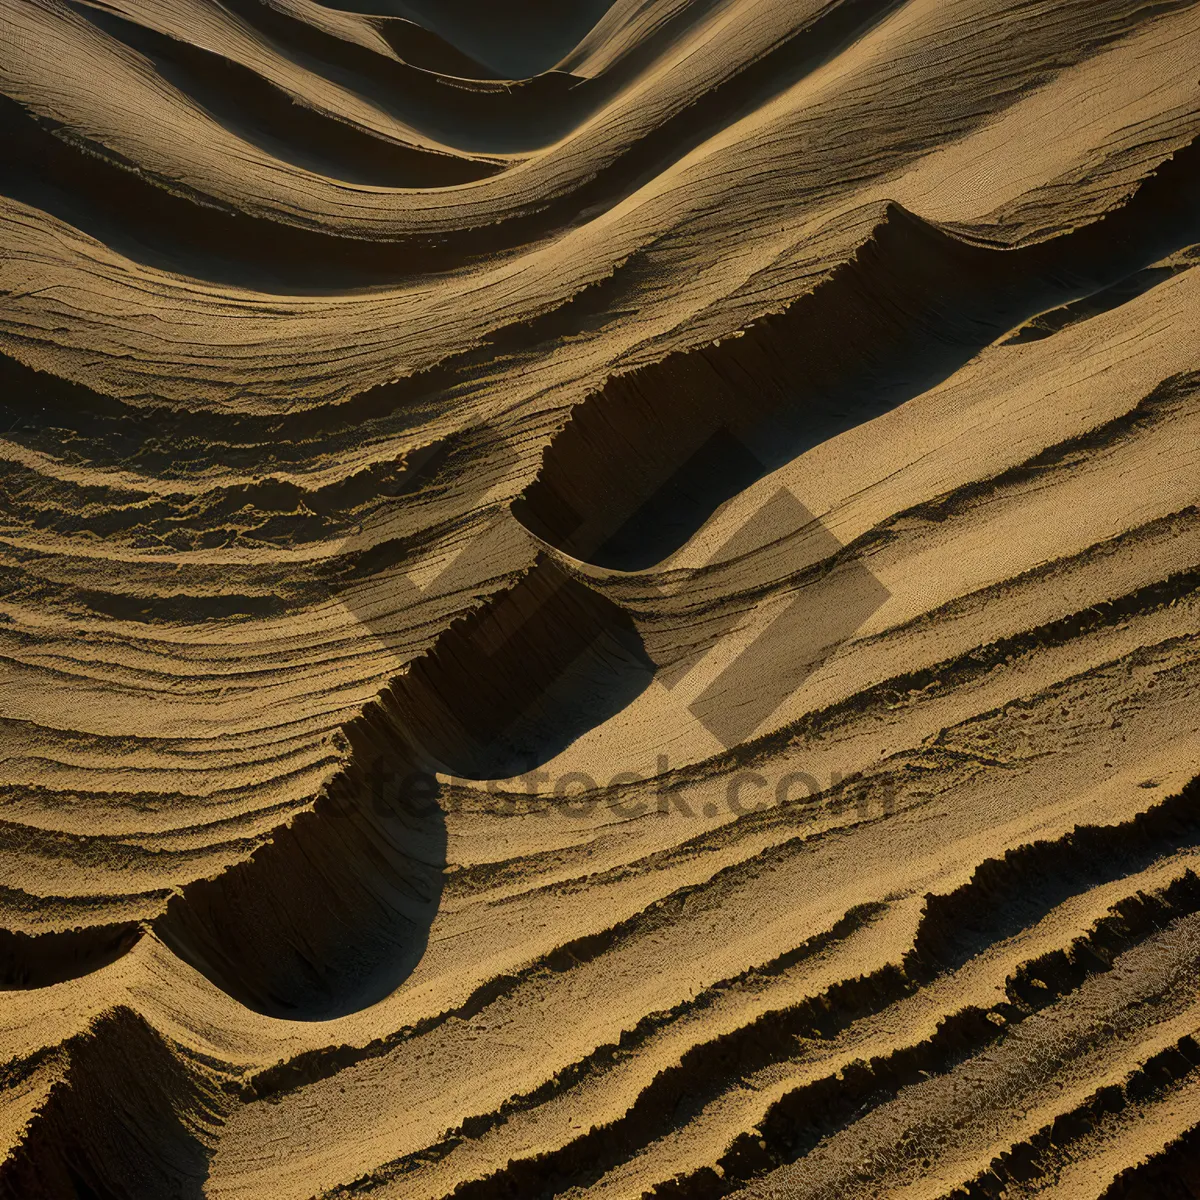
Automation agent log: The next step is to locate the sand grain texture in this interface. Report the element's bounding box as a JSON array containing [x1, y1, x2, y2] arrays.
[[1, 0, 1199, 1196]]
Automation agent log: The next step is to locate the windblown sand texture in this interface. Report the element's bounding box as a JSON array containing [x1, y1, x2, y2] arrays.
[[2, 0, 1200, 1195]]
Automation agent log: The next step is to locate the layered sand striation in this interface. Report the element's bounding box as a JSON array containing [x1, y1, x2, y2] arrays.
[[1, 0, 1199, 1196]]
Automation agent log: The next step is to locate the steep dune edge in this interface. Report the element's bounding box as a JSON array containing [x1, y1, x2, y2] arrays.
[[153, 556, 651, 1017], [0, 923, 143, 990], [514, 139, 1200, 569], [153, 700, 445, 1020], [0, 1007, 225, 1200]]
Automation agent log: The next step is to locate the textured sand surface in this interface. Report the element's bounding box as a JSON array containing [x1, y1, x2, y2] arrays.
[[1, 0, 1200, 1196]]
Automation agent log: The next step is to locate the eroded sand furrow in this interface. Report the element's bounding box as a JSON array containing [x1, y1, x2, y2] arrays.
[[68, 0, 503, 182], [4, 513, 1195, 996], [929, 1035, 1200, 1197], [200, 658, 1198, 1195], [638, 882, 1200, 1200], [17, 507, 1194, 960], [338, 866, 1200, 1200], [216, 816, 1200, 1198], [1095, 1111, 1200, 1199]]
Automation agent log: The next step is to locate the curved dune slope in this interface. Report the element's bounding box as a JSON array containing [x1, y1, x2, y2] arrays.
[[1, 0, 1199, 1196]]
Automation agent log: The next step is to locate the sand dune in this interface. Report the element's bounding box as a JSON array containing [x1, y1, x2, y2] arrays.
[[1, 0, 1199, 1195]]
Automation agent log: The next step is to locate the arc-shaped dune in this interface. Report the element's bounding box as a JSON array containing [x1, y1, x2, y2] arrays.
[[1, 0, 1200, 1196]]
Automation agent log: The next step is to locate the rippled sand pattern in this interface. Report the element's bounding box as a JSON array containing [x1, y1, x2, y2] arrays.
[[1, 0, 1200, 1196]]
